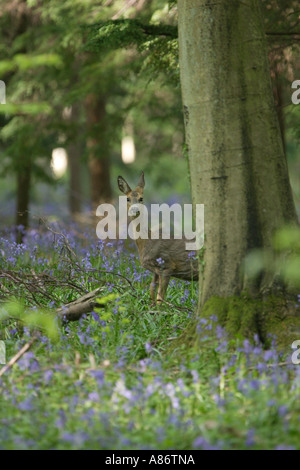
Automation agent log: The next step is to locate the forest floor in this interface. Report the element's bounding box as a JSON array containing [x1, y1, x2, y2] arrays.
[[0, 222, 299, 450]]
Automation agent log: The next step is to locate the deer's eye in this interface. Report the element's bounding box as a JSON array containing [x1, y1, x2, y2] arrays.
[[127, 198, 130, 202]]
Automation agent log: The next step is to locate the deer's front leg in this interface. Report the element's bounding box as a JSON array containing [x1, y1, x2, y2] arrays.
[[150, 272, 159, 305], [157, 274, 170, 303]]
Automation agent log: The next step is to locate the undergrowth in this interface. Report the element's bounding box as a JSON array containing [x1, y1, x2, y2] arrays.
[[0, 223, 299, 450]]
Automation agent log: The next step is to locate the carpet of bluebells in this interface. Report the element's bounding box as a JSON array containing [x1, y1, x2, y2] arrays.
[[0, 223, 300, 450]]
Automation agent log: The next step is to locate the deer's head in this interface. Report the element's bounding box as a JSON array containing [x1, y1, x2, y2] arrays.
[[118, 172, 145, 219]]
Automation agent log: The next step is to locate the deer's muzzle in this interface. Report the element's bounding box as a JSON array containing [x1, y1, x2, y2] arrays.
[[128, 204, 141, 217]]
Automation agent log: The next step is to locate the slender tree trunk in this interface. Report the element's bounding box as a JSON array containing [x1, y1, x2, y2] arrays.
[[178, 0, 297, 307], [68, 104, 82, 216], [85, 94, 112, 211], [6, 1, 30, 244], [69, 142, 82, 215], [16, 160, 31, 243]]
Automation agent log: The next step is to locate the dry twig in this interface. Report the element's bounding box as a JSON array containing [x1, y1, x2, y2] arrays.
[[0, 335, 37, 378]]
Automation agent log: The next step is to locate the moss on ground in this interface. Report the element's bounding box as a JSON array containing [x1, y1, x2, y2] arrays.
[[200, 294, 300, 349]]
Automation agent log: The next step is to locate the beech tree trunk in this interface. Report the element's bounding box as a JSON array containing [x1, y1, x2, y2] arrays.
[[270, 56, 286, 153], [85, 94, 112, 211], [177, 0, 297, 306]]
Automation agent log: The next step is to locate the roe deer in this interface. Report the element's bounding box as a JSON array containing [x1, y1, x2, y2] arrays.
[[118, 172, 198, 304]]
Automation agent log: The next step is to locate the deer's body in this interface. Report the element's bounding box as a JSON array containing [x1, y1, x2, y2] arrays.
[[118, 172, 198, 303]]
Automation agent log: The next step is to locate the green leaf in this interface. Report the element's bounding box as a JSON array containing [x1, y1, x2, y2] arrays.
[[0, 302, 59, 341], [273, 226, 300, 252]]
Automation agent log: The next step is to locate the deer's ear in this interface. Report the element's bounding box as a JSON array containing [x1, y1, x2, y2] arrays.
[[137, 171, 145, 189], [118, 176, 131, 194]]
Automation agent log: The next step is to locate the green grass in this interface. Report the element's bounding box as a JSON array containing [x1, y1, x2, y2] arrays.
[[0, 225, 299, 450]]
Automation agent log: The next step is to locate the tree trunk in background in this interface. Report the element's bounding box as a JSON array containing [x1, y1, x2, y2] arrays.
[[178, 0, 297, 307], [16, 160, 31, 244], [85, 94, 112, 212], [69, 141, 82, 216], [68, 103, 82, 216], [6, 1, 30, 244]]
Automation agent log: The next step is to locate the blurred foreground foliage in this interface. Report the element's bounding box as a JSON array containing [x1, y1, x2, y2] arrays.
[[0, 301, 59, 342], [245, 225, 300, 289]]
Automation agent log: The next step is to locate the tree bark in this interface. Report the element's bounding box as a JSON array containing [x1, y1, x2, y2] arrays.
[[85, 94, 112, 211], [16, 159, 31, 244], [177, 0, 297, 306], [55, 287, 105, 322], [69, 141, 82, 216], [68, 103, 83, 216], [269, 54, 286, 153]]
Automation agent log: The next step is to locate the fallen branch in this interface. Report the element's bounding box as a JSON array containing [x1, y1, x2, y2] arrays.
[[0, 335, 37, 377], [55, 287, 106, 321]]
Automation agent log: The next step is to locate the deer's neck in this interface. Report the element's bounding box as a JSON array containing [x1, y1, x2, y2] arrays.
[[134, 229, 151, 259]]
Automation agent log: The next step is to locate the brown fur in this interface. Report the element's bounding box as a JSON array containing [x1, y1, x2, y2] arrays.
[[118, 172, 198, 303]]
